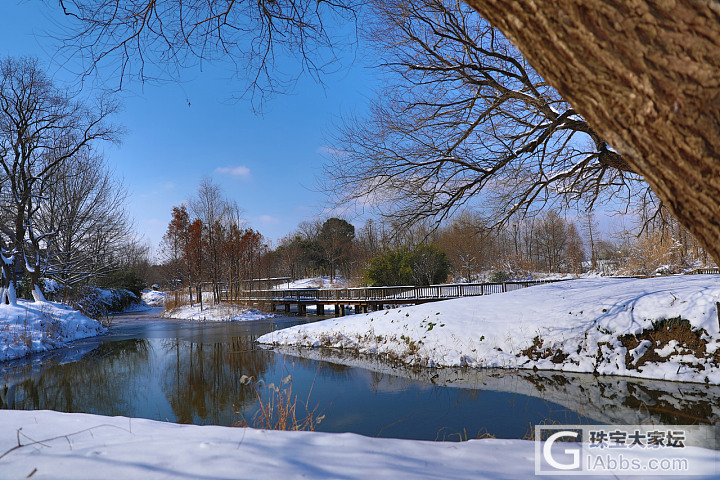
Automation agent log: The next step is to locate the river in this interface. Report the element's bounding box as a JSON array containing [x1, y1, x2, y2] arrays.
[[1, 309, 719, 441]]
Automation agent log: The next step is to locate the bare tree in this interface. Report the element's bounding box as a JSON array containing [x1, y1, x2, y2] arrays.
[[52, 0, 360, 105], [318, 217, 355, 281], [461, 0, 720, 265], [189, 177, 230, 303], [38, 150, 132, 291], [581, 212, 599, 271], [533, 211, 568, 272], [0, 56, 118, 304], [324, 0, 644, 234], [436, 212, 486, 281], [565, 223, 585, 274]]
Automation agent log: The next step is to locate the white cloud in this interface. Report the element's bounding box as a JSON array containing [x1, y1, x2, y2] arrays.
[[215, 165, 251, 179], [258, 215, 280, 225]]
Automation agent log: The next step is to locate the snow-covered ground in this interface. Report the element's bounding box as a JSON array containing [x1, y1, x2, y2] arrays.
[[162, 302, 273, 322], [140, 289, 166, 307], [0, 300, 105, 362], [259, 275, 720, 384], [1, 410, 717, 479], [273, 276, 351, 289]]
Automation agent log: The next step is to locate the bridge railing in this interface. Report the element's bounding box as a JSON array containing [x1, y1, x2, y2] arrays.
[[234, 279, 566, 302], [690, 267, 720, 275]]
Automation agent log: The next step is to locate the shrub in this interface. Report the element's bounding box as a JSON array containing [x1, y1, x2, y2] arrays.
[[68, 285, 138, 318], [489, 270, 512, 283], [97, 269, 146, 298], [364, 244, 450, 286]]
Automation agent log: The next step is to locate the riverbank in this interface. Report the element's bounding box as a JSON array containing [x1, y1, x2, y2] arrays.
[[0, 300, 105, 363], [161, 302, 274, 321], [258, 275, 720, 384], [1, 410, 717, 479], [153, 289, 275, 322]]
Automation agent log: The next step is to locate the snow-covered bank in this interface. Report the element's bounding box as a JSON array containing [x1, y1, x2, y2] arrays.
[[117, 289, 168, 313], [162, 302, 273, 322], [140, 289, 166, 307], [0, 301, 105, 362], [274, 276, 351, 289], [1, 410, 717, 479], [259, 276, 720, 384]]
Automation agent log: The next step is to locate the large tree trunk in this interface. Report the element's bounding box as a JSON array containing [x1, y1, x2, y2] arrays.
[[464, 0, 720, 264]]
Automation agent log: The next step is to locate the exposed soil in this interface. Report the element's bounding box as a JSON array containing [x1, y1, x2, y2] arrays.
[[618, 317, 715, 369], [520, 336, 569, 364]]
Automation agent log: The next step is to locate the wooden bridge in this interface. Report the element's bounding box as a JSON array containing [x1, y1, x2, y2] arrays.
[[235, 279, 566, 317]]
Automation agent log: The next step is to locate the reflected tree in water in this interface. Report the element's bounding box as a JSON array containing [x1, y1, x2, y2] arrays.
[[0, 339, 150, 413], [161, 335, 273, 424]]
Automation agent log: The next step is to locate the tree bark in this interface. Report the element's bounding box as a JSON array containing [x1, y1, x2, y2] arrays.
[[464, 0, 720, 264]]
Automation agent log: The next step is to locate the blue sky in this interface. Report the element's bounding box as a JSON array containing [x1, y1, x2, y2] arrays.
[[0, 1, 376, 253]]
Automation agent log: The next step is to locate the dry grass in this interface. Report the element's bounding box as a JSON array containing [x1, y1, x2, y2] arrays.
[[163, 292, 191, 312], [39, 305, 64, 341], [234, 374, 325, 432], [435, 427, 496, 441]]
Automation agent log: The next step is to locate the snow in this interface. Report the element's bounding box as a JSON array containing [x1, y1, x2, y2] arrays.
[[3, 278, 720, 478], [0, 300, 105, 362], [274, 276, 351, 289], [0, 410, 717, 479], [162, 302, 274, 322], [42, 278, 59, 294], [258, 275, 720, 384], [115, 289, 168, 313], [140, 289, 166, 307]]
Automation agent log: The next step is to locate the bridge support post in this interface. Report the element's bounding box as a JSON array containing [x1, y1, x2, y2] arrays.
[[317, 304, 325, 315], [354, 305, 361, 315], [298, 304, 306, 316], [284, 303, 290, 313], [335, 304, 341, 317]]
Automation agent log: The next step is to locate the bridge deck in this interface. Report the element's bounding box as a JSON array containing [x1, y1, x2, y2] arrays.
[[231, 280, 566, 316]]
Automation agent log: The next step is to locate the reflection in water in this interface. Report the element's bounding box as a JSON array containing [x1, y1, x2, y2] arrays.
[[161, 335, 272, 424], [0, 332, 275, 426], [273, 345, 720, 430], [1, 314, 720, 442], [1, 339, 150, 414]]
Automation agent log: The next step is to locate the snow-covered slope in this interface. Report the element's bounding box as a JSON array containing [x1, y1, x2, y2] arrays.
[[141, 289, 166, 307], [0, 300, 105, 362], [162, 302, 273, 321], [259, 276, 720, 384], [273, 276, 351, 289]]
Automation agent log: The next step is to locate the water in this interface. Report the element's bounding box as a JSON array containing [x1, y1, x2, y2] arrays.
[[2, 310, 719, 441]]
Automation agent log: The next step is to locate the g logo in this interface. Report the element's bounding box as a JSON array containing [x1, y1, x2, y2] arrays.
[[543, 430, 581, 470]]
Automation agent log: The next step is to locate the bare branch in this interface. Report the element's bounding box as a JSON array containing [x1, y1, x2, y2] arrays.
[[51, 0, 360, 106], [322, 0, 648, 234]]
